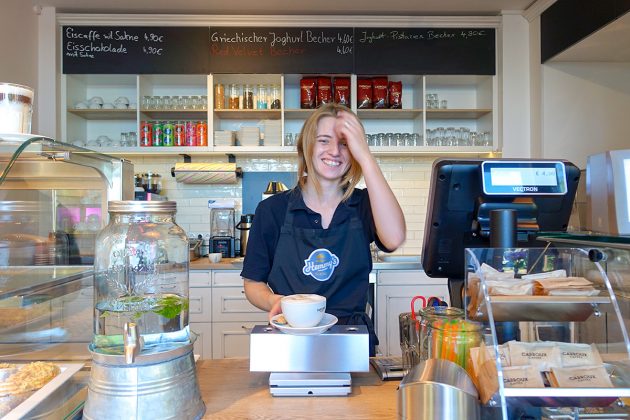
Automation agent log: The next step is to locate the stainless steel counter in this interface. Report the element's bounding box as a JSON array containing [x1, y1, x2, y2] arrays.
[[190, 255, 422, 271]]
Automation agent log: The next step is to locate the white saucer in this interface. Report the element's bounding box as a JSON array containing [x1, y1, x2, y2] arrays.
[[271, 313, 338, 336]]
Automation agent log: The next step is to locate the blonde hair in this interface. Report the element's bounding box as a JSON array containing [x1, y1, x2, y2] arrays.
[[296, 103, 364, 202]]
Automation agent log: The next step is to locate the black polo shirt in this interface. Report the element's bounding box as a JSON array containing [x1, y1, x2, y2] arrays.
[[241, 187, 385, 283]]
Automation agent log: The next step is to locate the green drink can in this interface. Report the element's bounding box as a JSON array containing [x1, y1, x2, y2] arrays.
[[163, 122, 174, 147], [152, 121, 163, 147]]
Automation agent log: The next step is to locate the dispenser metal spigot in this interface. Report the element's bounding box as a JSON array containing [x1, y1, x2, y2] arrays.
[[123, 322, 144, 364]]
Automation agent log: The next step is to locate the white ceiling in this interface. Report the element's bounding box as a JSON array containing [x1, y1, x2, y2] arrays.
[[33, 0, 537, 16]]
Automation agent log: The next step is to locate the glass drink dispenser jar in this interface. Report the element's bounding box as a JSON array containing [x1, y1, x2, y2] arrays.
[[86, 201, 204, 420], [92, 201, 189, 351]]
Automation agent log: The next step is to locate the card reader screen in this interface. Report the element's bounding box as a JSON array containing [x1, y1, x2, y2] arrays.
[[482, 161, 567, 195]]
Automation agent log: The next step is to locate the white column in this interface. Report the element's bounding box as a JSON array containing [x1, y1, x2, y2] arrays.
[[501, 12, 532, 158], [37, 6, 57, 138]]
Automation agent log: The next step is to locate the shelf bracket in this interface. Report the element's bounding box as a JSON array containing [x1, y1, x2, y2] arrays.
[[180, 154, 191, 163], [227, 154, 236, 163]]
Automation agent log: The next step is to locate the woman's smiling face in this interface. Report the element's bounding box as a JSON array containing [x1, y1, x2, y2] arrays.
[[311, 116, 351, 183]]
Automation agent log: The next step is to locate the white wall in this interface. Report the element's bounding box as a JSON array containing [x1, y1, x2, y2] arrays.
[[0, 0, 39, 132], [541, 62, 630, 168]]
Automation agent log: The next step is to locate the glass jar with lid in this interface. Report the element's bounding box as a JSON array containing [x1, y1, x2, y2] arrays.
[[228, 84, 240, 109], [243, 84, 254, 109], [92, 201, 190, 351], [270, 85, 281, 109], [255, 84, 268, 109]]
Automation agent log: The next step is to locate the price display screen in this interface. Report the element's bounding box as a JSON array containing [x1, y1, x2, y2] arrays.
[[481, 161, 568, 195]]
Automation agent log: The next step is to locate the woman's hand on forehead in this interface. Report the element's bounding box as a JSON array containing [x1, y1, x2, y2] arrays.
[[335, 110, 371, 163]]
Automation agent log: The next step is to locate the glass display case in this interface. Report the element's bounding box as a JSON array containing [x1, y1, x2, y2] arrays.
[[465, 243, 630, 419], [0, 134, 133, 359], [0, 134, 134, 417]]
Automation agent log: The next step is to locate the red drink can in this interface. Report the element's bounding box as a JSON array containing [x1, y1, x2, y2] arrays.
[[196, 121, 208, 146], [163, 122, 174, 147], [174, 121, 186, 146], [140, 121, 153, 147], [153, 122, 163, 147], [185, 121, 196, 146]]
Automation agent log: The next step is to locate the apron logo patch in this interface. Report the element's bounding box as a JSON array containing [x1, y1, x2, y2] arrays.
[[302, 248, 339, 282]]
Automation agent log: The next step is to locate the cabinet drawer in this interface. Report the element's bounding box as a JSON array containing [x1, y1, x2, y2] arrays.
[[190, 271, 212, 287], [212, 270, 243, 287], [189, 288, 212, 322], [211, 321, 259, 359], [211, 286, 267, 322]]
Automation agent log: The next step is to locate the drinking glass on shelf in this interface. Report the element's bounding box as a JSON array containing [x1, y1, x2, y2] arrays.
[[119, 132, 128, 147], [127, 131, 137, 147], [411, 133, 421, 146], [425, 129, 436, 146], [402, 133, 411, 146], [181, 96, 191, 110], [142, 96, 151, 110], [154, 96, 164, 110], [384, 133, 394, 147], [366, 134, 374, 146], [191, 96, 201, 110], [201, 96, 208, 110], [162, 96, 172, 110], [394, 133, 404, 147], [375, 133, 385, 147], [284, 133, 294, 147], [482, 131, 492, 146], [440, 99, 448, 109]]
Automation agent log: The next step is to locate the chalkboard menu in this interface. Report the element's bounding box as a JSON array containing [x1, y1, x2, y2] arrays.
[[208, 27, 354, 74], [62, 26, 209, 74], [354, 28, 496, 75]]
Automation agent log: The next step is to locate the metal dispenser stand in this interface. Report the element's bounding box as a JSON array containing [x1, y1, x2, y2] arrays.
[[250, 325, 369, 396]]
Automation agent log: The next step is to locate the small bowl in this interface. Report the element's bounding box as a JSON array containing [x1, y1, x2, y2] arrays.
[[102, 102, 115, 109], [89, 96, 104, 105], [208, 253, 222, 263], [114, 103, 128, 110], [88, 103, 102, 110]]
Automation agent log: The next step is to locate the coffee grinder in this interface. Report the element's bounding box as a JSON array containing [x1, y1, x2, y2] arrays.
[[209, 203, 235, 258]]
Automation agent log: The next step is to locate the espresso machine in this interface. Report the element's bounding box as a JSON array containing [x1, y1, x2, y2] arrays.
[[250, 325, 369, 396]]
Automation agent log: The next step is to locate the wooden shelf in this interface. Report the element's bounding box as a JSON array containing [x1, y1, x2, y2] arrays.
[[426, 108, 492, 119], [357, 108, 424, 119], [86, 145, 497, 157], [140, 109, 208, 120], [214, 109, 281, 120], [283, 109, 317, 119], [67, 109, 137, 120]]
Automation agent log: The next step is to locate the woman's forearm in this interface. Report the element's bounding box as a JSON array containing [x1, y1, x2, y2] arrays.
[[243, 278, 282, 311], [361, 158, 406, 251]]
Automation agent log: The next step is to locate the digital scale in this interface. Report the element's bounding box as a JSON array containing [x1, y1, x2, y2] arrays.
[[249, 324, 369, 397]]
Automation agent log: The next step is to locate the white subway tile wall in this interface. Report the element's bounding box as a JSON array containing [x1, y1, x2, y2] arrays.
[[132, 155, 476, 255]]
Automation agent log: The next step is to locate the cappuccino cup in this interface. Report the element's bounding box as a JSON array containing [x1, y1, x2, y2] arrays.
[[281, 294, 326, 328]]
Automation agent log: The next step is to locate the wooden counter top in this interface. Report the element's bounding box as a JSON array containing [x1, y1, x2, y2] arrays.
[[196, 358, 400, 419]]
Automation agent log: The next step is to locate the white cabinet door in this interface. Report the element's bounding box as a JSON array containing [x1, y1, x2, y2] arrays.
[[211, 321, 259, 359], [375, 271, 448, 357], [190, 322, 213, 360]]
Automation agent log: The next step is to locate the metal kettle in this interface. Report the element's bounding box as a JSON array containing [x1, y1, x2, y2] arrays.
[[236, 214, 254, 257]]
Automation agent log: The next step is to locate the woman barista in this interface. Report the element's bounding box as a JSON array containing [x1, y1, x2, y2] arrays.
[[241, 103, 406, 355]]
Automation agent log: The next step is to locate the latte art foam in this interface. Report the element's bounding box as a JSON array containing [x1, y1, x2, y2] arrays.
[[283, 294, 325, 303]]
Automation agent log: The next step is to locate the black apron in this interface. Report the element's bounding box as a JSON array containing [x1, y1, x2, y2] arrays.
[[267, 192, 379, 356]]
